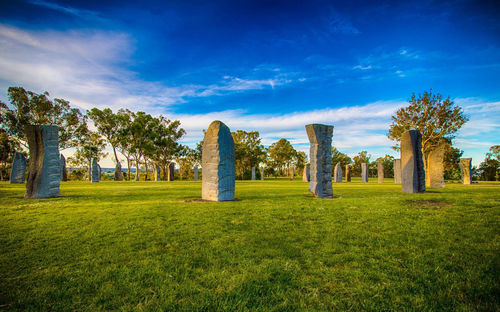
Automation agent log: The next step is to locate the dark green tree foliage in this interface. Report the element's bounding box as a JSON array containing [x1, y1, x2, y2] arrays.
[[231, 130, 266, 179], [71, 121, 108, 181], [266, 138, 296, 176], [443, 144, 464, 180], [375, 155, 395, 178], [0, 87, 85, 149], [331, 147, 352, 169], [352, 151, 371, 176], [294, 151, 307, 175], [478, 145, 500, 181], [87, 108, 123, 166]]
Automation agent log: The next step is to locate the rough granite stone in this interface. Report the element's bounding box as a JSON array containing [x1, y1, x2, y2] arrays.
[[334, 163, 342, 182], [394, 159, 402, 184], [251, 167, 256, 180], [345, 165, 351, 182], [460, 158, 472, 185], [377, 162, 384, 184], [92, 158, 100, 183], [114, 162, 124, 181], [306, 124, 333, 198], [427, 143, 445, 188], [168, 162, 175, 181], [202, 120, 235, 201], [194, 167, 199, 181], [10, 152, 26, 184], [401, 129, 425, 193], [59, 154, 67, 181], [302, 165, 310, 182], [25, 125, 60, 198], [361, 163, 368, 182]]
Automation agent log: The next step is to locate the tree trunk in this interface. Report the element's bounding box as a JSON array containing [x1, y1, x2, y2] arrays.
[[112, 146, 119, 165], [127, 157, 131, 181], [162, 165, 167, 180], [88, 159, 92, 181], [135, 159, 140, 181], [144, 159, 149, 181]]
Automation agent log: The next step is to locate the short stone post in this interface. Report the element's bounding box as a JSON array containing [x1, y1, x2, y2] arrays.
[[377, 161, 384, 183], [91, 158, 100, 183], [60, 154, 67, 181], [361, 163, 368, 182]]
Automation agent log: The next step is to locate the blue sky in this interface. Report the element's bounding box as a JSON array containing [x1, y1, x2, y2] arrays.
[[0, 0, 499, 167]]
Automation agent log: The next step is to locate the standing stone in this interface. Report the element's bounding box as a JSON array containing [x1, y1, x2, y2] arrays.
[[114, 162, 124, 181], [251, 167, 256, 180], [361, 163, 368, 182], [427, 143, 446, 188], [460, 158, 472, 185], [202, 120, 235, 201], [302, 165, 310, 182], [260, 167, 264, 180], [154, 165, 161, 181], [194, 167, 199, 181], [168, 162, 175, 181], [401, 129, 425, 193], [345, 165, 351, 182], [377, 162, 384, 184], [10, 152, 27, 184], [394, 159, 402, 184], [289, 167, 295, 180], [59, 154, 67, 181], [25, 125, 60, 198], [306, 124, 333, 198], [334, 163, 342, 182], [91, 158, 100, 183]]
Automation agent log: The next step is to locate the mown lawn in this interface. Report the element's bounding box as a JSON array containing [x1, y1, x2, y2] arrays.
[[0, 179, 499, 311]]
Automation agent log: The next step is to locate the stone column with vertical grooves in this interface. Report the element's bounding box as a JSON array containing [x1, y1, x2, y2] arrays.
[[377, 162, 384, 183], [361, 163, 368, 182], [460, 158, 472, 185], [25, 125, 60, 198], [306, 124, 333, 198], [401, 129, 425, 193], [202, 120, 235, 201], [10, 152, 26, 184], [427, 143, 445, 188], [393, 159, 401, 184]]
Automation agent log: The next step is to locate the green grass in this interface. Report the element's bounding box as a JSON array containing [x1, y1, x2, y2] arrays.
[[1, 179, 499, 311]]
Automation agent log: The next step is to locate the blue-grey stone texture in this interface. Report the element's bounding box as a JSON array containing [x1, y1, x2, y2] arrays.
[[10, 152, 26, 184], [401, 129, 425, 193], [92, 158, 100, 183], [361, 163, 368, 182]]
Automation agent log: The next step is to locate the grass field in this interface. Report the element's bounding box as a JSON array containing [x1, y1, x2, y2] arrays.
[[0, 179, 499, 311]]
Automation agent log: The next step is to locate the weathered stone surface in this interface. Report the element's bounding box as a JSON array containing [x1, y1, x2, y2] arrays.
[[10, 152, 26, 184], [302, 165, 310, 182], [260, 167, 264, 180], [306, 124, 333, 198], [334, 163, 342, 182], [377, 162, 384, 183], [401, 129, 425, 193], [202, 120, 235, 201], [427, 143, 446, 188], [289, 167, 295, 180], [345, 165, 351, 182], [114, 162, 124, 181], [168, 162, 175, 181], [25, 125, 60, 198], [460, 158, 472, 185], [59, 154, 67, 181], [154, 165, 161, 181], [194, 167, 199, 181], [394, 159, 401, 184], [251, 167, 256, 180], [92, 158, 100, 183], [361, 163, 368, 182]]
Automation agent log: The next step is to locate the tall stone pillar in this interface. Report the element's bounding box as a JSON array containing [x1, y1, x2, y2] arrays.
[[302, 165, 310, 182], [260, 167, 264, 180], [361, 163, 368, 182], [10, 152, 27, 184], [401, 129, 425, 193], [377, 162, 384, 183], [202, 120, 235, 201], [345, 165, 351, 182], [114, 162, 124, 181], [334, 163, 342, 182], [154, 165, 161, 181], [394, 159, 402, 184], [25, 125, 60, 198], [168, 162, 175, 181], [251, 167, 256, 180], [59, 154, 67, 182], [427, 143, 445, 188], [460, 158, 472, 185], [194, 167, 199, 181], [92, 158, 100, 183], [306, 124, 333, 198]]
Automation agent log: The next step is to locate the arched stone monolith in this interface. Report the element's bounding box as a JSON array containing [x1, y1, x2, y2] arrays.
[[334, 163, 342, 182], [306, 124, 333, 198], [401, 129, 425, 193], [361, 163, 368, 182], [394, 159, 401, 184], [25, 125, 60, 198], [345, 165, 351, 182], [460, 158, 472, 185], [427, 143, 445, 188], [10, 152, 26, 184], [377, 162, 384, 183], [202, 120, 235, 201]]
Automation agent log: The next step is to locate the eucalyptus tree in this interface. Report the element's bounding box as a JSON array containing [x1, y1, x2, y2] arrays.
[[352, 151, 371, 176], [72, 120, 107, 181], [116, 109, 134, 180], [266, 138, 297, 176], [331, 147, 352, 169], [231, 130, 266, 179], [128, 111, 155, 181]]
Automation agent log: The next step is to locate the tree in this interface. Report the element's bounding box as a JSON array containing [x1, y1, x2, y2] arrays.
[[444, 144, 464, 180], [352, 151, 371, 176], [331, 147, 352, 169], [266, 138, 296, 175], [388, 90, 468, 175], [87, 108, 123, 167], [294, 151, 308, 174], [128, 111, 155, 181], [231, 130, 266, 179], [375, 154, 395, 178], [72, 122, 107, 181], [478, 145, 500, 181], [0, 87, 85, 149]]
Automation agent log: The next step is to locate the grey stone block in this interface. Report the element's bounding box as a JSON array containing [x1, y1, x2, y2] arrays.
[[10, 152, 26, 184], [460, 158, 472, 185], [377, 162, 384, 184], [361, 163, 368, 182], [194, 167, 199, 181], [334, 163, 342, 182], [427, 143, 445, 188], [251, 167, 256, 180], [401, 129, 425, 193], [92, 158, 100, 183], [302, 165, 310, 182], [59, 154, 67, 181], [306, 124, 333, 198], [114, 162, 124, 181]]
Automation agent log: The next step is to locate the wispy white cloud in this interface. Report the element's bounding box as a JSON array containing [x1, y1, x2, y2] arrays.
[[26, 0, 102, 20]]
